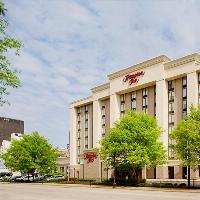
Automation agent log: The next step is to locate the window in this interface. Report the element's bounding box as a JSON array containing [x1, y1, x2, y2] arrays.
[[77, 107, 81, 114], [77, 107, 82, 162], [102, 116, 105, 125], [121, 103, 125, 112], [183, 77, 187, 87], [84, 105, 89, 149], [168, 125, 174, 133], [154, 86, 156, 116], [143, 107, 148, 113], [60, 167, 64, 172], [85, 105, 88, 112], [101, 105, 106, 136], [77, 121, 81, 130], [168, 80, 174, 90], [142, 88, 148, 96], [85, 137, 88, 149], [168, 80, 175, 159], [131, 91, 136, 110], [168, 102, 174, 113], [77, 148, 80, 155], [77, 131, 80, 139], [120, 94, 125, 102], [168, 114, 174, 124], [102, 106, 105, 116], [198, 86, 200, 97], [131, 91, 136, 99], [102, 126, 105, 137], [85, 129, 88, 137], [168, 166, 175, 179], [198, 73, 200, 103], [77, 114, 81, 121], [85, 120, 88, 129], [142, 88, 148, 113], [168, 90, 174, 101], [131, 99, 136, 110], [120, 94, 125, 114], [182, 87, 187, 98], [168, 147, 175, 159], [183, 99, 187, 111], [182, 77, 187, 116], [77, 139, 80, 147], [85, 112, 88, 120]]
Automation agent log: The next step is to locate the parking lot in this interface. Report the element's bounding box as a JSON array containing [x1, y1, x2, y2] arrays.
[[1, 183, 200, 200]]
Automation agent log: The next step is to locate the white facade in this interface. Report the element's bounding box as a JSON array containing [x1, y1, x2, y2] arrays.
[[69, 53, 200, 180], [56, 147, 70, 178], [0, 133, 22, 173]]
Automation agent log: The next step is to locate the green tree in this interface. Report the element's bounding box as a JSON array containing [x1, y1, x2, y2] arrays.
[[170, 105, 200, 187], [0, 132, 60, 177], [0, 1, 22, 105], [100, 111, 166, 185]]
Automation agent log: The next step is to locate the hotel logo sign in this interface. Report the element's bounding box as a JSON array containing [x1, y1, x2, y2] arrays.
[[84, 152, 97, 163], [123, 71, 145, 85]]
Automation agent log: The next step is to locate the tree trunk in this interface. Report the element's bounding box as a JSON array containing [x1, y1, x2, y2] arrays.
[[113, 167, 116, 187], [113, 154, 116, 188], [188, 165, 190, 188]]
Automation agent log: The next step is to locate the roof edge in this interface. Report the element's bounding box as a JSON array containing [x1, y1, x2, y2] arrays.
[[91, 82, 110, 93], [164, 53, 200, 69], [108, 55, 170, 80], [70, 96, 93, 106]]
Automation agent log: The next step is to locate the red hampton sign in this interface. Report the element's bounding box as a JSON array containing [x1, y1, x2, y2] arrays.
[[123, 71, 145, 85], [84, 152, 97, 163]]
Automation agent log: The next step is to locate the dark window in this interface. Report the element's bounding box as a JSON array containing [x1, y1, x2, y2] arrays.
[[60, 167, 64, 172], [168, 166, 174, 179], [182, 167, 187, 179], [154, 167, 156, 179]]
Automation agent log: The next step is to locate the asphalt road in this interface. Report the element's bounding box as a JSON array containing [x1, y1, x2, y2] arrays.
[[0, 183, 200, 200]]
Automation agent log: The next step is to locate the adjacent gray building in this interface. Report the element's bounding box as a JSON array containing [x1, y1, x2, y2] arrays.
[[0, 117, 24, 145]]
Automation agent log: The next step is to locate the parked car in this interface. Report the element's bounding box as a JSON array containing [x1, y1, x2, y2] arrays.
[[22, 176, 34, 182], [10, 175, 22, 181], [54, 175, 65, 180]]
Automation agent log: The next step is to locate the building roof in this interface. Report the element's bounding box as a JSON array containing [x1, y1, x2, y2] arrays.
[[107, 55, 170, 80]]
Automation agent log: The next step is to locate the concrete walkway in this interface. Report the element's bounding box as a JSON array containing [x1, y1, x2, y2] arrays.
[[1, 182, 200, 193], [1, 183, 200, 200]]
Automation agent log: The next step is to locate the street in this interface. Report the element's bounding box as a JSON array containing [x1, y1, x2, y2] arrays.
[[0, 183, 200, 200]]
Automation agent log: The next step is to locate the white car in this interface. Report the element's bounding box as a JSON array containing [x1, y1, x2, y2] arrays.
[[22, 176, 34, 181]]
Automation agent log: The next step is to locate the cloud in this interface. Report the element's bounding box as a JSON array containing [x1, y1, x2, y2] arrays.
[[1, 0, 200, 147]]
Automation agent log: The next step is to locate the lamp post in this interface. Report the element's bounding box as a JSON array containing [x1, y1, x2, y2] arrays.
[[48, 167, 51, 174], [186, 140, 191, 188]]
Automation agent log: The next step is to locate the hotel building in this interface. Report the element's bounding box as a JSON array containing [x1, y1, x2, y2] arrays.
[[69, 53, 200, 180]]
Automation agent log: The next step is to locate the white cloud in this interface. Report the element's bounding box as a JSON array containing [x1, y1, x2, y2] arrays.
[[1, 0, 200, 147]]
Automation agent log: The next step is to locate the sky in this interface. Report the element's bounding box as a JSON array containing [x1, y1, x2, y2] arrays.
[[1, 0, 200, 147]]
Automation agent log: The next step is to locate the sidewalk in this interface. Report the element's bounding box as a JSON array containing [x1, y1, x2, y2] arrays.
[[1, 182, 200, 193]]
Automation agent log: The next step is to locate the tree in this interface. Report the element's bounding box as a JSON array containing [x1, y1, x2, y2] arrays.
[[0, 1, 22, 105], [170, 105, 200, 187], [99, 111, 166, 185], [0, 132, 60, 177]]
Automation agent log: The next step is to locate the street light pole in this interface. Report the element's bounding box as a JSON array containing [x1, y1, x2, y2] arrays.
[[187, 140, 190, 188]]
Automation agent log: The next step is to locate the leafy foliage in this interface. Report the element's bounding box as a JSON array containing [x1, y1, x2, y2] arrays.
[[0, 1, 22, 105], [100, 111, 166, 178], [170, 105, 200, 166], [0, 132, 60, 174]]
